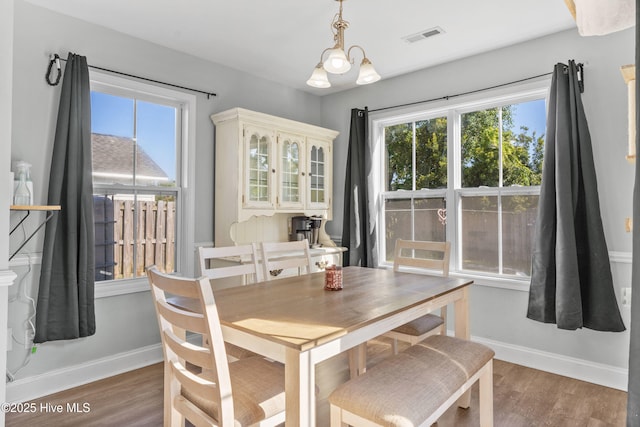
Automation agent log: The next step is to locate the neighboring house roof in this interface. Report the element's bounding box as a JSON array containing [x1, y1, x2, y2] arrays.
[[91, 133, 169, 184]]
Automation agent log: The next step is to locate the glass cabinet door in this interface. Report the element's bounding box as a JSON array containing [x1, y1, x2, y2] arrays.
[[308, 139, 330, 209], [244, 125, 275, 208], [277, 132, 305, 209]]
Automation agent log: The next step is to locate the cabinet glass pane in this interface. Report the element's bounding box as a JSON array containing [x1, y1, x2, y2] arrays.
[[248, 134, 270, 202], [281, 140, 300, 203], [310, 146, 326, 203]]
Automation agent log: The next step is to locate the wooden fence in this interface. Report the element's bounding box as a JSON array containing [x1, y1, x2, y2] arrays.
[[113, 200, 176, 279]]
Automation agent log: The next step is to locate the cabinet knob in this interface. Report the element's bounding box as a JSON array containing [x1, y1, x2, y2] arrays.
[[301, 172, 305, 176], [272, 169, 276, 173]]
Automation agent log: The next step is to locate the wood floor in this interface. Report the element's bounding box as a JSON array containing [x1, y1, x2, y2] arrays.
[[6, 339, 627, 426]]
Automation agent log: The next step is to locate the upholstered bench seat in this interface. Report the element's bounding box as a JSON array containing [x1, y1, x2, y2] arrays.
[[390, 313, 444, 336], [329, 335, 494, 427]]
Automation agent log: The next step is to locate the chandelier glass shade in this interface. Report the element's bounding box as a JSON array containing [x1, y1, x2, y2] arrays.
[[306, 0, 381, 89]]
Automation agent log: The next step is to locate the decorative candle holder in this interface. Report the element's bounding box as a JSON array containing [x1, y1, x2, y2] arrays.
[[324, 265, 343, 291]]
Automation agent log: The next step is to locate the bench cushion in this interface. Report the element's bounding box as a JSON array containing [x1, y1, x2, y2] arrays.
[[391, 313, 444, 336], [329, 335, 494, 427]]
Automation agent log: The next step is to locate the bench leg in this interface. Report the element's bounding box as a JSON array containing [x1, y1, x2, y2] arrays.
[[479, 360, 494, 427], [330, 404, 349, 427]]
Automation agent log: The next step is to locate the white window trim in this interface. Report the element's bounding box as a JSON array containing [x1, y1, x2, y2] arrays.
[[371, 77, 551, 291], [89, 71, 197, 298]]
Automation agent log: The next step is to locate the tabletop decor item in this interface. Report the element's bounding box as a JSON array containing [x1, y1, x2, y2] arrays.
[[324, 265, 343, 291]]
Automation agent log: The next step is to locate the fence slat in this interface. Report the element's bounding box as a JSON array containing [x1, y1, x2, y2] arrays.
[[166, 201, 175, 273], [123, 200, 134, 278]]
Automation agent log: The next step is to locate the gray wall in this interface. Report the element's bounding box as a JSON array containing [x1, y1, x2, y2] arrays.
[[2, 0, 15, 422], [8, 0, 322, 383], [322, 28, 635, 369]]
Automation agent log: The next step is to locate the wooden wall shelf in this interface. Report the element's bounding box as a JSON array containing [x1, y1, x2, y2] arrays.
[[9, 205, 61, 260]]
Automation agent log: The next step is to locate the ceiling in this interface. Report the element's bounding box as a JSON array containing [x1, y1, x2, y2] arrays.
[[24, 0, 576, 95]]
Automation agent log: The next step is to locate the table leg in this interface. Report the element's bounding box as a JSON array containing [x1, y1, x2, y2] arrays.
[[348, 343, 367, 378], [455, 287, 472, 408], [285, 347, 315, 426]]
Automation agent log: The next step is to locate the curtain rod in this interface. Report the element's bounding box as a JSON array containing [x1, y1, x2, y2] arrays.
[[368, 63, 584, 114], [46, 54, 217, 99]]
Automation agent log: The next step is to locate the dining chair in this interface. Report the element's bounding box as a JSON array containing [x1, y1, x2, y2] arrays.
[[146, 266, 286, 427], [260, 239, 313, 280], [198, 244, 263, 360], [384, 239, 452, 354], [198, 243, 263, 285]]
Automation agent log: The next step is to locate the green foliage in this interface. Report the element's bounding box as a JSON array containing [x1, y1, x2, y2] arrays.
[[385, 104, 544, 190]]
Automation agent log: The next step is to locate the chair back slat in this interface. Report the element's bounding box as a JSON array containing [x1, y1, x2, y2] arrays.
[[393, 239, 451, 277], [163, 329, 215, 371], [260, 239, 313, 280], [198, 244, 263, 284], [157, 300, 208, 335]]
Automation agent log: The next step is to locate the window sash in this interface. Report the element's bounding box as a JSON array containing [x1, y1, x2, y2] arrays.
[[373, 79, 549, 282], [89, 70, 196, 296]]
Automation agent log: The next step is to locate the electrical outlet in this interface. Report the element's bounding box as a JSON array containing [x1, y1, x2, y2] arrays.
[[622, 287, 632, 307], [7, 328, 12, 352]]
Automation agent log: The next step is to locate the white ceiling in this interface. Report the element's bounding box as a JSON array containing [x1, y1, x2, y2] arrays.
[[24, 0, 576, 95]]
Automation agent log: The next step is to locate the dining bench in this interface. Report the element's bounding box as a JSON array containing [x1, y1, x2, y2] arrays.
[[329, 334, 494, 426]]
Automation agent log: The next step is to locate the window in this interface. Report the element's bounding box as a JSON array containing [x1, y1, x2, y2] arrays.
[[90, 71, 196, 296], [375, 81, 548, 283]]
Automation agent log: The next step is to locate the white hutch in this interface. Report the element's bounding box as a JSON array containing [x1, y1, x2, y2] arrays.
[[211, 108, 344, 272]]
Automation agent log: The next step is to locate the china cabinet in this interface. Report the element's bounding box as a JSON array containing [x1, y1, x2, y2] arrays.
[[211, 108, 339, 249]]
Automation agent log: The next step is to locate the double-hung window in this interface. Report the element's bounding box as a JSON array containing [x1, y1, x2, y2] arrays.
[[374, 80, 549, 285], [90, 71, 196, 296]]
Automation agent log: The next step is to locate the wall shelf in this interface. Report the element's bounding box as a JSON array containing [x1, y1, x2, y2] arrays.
[[9, 205, 61, 260]]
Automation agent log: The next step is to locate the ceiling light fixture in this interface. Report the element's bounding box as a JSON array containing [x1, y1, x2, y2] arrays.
[[306, 0, 381, 89]]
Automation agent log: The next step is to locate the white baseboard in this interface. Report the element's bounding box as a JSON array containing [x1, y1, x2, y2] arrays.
[[472, 334, 628, 391], [6, 343, 164, 403], [6, 333, 628, 404]]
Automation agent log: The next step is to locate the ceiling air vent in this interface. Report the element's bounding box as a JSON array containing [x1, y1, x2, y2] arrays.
[[402, 27, 445, 44]]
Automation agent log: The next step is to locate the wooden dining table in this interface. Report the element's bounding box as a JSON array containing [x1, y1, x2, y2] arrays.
[[172, 266, 473, 427]]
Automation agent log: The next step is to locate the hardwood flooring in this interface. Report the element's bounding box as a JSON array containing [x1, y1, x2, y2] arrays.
[[6, 339, 627, 426]]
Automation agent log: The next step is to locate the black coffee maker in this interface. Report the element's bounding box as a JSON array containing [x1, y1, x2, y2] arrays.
[[290, 216, 311, 242]]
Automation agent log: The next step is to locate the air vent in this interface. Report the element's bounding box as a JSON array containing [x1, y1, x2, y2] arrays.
[[402, 27, 445, 44]]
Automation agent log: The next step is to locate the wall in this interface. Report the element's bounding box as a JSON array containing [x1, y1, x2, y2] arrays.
[[322, 28, 635, 388], [7, 0, 322, 401], [2, 0, 16, 422]]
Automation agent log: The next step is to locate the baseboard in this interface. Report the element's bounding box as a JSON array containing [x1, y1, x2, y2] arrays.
[[6, 343, 164, 403], [471, 334, 628, 391], [6, 332, 628, 403]]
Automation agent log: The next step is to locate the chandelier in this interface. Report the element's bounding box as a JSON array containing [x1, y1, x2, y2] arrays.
[[306, 0, 381, 88]]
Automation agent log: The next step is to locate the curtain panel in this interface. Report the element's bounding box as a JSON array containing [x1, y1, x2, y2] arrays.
[[341, 107, 378, 267], [35, 53, 95, 343], [527, 61, 625, 332]]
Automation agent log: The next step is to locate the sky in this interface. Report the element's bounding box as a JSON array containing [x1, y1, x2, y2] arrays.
[[90, 92, 177, 182], [511, 98, 546, 139]]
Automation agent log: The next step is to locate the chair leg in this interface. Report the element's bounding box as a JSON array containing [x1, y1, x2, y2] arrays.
[[330, 404, 348, 427], [391, 338, 399, 355], [479, 360, 494, 427]]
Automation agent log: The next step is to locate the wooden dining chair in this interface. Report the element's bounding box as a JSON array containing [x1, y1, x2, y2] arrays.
[[198, 243, 263, 285], [384, 239, 451, 354], [259, 239, 313, 280], [147, 266, 286, 427]]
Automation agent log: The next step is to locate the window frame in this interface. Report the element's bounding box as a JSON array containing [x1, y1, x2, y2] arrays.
[[90, 71, 196, 298], [371, 78, 550, 290]]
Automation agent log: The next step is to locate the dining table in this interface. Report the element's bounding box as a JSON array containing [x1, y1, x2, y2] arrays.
[[171, 265, 473, 427]]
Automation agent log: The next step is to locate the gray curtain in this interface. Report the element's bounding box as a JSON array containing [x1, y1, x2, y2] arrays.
[[35, 53, 95, 343], [628, 2, 640, 423], [527, 60, 625, 332], [341, 107, 377, 267]]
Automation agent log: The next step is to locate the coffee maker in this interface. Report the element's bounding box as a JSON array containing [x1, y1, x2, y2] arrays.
[[290, 216, 311, 242], [309, 216, 322, 248]]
